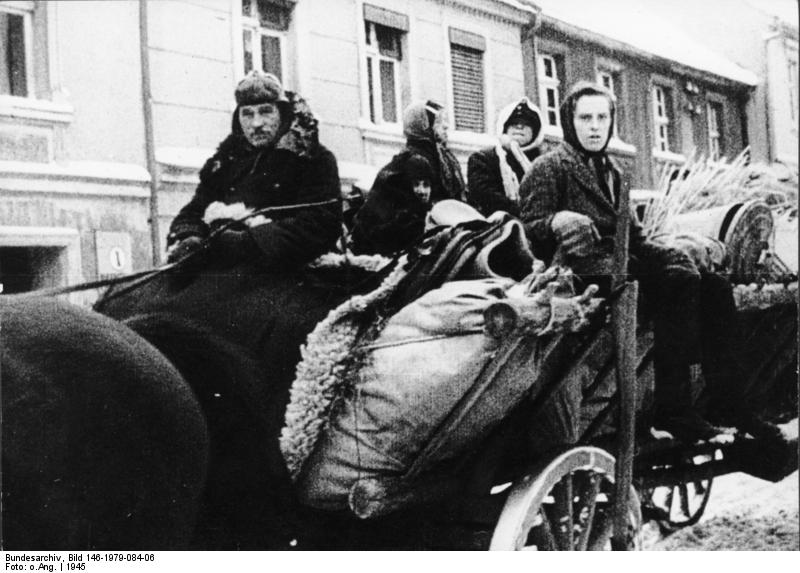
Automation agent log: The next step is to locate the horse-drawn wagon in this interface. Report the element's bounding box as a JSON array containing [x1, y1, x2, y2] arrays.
[[273, 209, 796, 551], [1, 191, 796, 551]]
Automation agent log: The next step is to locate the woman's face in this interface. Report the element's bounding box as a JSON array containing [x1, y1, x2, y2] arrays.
[[573, 95, 612, 153], [432, 111, 449, 144], [412, 179, 432, 203], [239, 102, 282, 148], [505, 120, 534, 146]]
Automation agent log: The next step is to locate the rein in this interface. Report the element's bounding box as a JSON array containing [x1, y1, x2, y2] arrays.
[[13, 198, 341, 300]]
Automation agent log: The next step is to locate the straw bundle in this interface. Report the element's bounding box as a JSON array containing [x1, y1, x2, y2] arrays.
[[640, 148, 798, 238]]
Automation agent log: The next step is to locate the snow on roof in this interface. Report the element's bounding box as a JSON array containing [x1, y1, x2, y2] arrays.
[[495, 0, 539, 14], [534, 0, 759, 86]]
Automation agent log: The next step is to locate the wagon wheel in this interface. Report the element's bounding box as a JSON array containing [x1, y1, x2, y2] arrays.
[[490, 446, 642, 550], [640, 454, 714, 533]]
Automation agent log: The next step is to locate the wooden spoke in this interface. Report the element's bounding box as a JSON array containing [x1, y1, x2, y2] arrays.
[[491, 447, 641, 551], [642, 469, 713, 533], [678, 483, 691, 519], [587, 510, 614, 550], [575, 472, 601, 551], [552, 474, 574, 550], [664, 487, 675, 516], [536, 508, 558, 550]]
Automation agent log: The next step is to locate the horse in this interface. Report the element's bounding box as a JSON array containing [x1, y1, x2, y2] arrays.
[[0, 296, 208, 550], [1, 293, 326, 550]]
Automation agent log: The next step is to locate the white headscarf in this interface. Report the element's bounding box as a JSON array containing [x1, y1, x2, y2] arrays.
[[494, 97, 544, 201]]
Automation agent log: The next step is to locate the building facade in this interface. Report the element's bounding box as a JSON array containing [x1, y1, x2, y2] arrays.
[[639, 0, 798, 170], [3, 0, 783, 299], [0, 0, 536, 299], [527, 0, 759, 190]]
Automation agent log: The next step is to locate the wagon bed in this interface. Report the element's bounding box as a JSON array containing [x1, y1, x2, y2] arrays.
[[293, 281, 797, 550]]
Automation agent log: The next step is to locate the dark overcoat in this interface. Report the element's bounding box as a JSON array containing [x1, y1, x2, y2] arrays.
[[349, 148, 432, 256], [467, 146, 539, 218], [100, 96, 348, 470], [521, 141, 695, 269], [168, 136, 341, 269]]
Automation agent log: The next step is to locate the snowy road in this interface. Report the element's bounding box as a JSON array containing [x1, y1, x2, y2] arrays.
[[643, 419, 799, 550]]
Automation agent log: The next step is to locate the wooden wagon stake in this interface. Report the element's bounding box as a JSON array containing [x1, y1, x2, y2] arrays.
[[611, 171, 637, 550]]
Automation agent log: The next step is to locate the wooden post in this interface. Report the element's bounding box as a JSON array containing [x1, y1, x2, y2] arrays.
[[611, 280, 637, 549], [610, 167, 637, 549], [139, 0, 161, 266]]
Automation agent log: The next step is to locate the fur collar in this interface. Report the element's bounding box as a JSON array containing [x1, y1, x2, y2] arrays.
[[200, 91, 320, 183]]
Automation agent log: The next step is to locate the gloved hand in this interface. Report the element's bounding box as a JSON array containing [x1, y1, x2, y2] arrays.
[[551, 211, 601, 258], [656, 232, 727, 274], [210, 229, 258, 265], [167, 235, 206, 264]]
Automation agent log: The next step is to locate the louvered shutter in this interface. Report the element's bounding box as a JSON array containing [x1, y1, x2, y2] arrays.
[[451, 45, 485, 132]]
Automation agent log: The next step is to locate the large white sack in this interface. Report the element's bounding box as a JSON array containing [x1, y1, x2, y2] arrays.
[[297, 278, 516, 510]]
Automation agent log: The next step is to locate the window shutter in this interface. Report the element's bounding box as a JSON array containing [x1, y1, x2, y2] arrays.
[[449, 27, 486, 52], [363, 4, 409, 32], [451, 45, 485, 132]]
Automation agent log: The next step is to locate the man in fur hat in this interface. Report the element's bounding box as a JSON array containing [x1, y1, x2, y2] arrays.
[[520, 81, 780, 443], [467, 97, 544, 217], [166, 70, 341, 270], [102, 71, 344, 548]]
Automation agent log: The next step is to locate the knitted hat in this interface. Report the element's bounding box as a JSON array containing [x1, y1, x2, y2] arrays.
[[496, 97, 544, 151], [503, 101, 541, 134], [235, 70, 290, 107], [404, 155, 434, 183]]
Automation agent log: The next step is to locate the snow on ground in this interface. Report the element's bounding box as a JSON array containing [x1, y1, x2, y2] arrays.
[[643, 419, 799, 550], [774, 215, 798, 273]]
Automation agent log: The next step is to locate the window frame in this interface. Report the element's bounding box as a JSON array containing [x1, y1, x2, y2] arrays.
[[240, 0, 290, 84], [706, 99, 724, 160], [538, 53, 562, 129], [787, 56, 798, 124], [595, 60, 624, 139], [364, 21, 403, 126], [651, 84, 673, 153], [0, 1, 35, 100]]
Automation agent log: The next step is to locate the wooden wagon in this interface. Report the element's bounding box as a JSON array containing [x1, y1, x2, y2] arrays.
[[84, 197, 796, 551], [284, 197, 797, 551], [285, 270, 796, 551]]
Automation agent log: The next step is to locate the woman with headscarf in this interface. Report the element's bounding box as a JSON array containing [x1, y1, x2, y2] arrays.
[[519, 80, 781, 444], [349, 100, 466, 256], [467, 97, 543, 218]]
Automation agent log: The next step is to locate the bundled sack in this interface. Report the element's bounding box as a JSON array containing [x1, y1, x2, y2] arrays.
[[295, 274, 599, 511]]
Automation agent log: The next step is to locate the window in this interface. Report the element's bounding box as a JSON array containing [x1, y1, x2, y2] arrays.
[[362, 4, 408, 126], [651, 85, 674, 152], [365, 22, 403, 124], [538, 54, 561, 128], [450, 28, 486, 133], [241, 0, 292, 81], [788, 57, 798, 123], [0, 3, 33, 98], [706, 101, 724, 160], [596, 66, 621, 138]]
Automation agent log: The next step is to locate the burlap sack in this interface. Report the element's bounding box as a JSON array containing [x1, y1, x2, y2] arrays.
[[296, 278, 514, 510]]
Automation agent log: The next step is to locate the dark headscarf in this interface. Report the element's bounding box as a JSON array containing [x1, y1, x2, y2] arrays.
[[559, 81, 616, 157], [402, 100, 466, 202]]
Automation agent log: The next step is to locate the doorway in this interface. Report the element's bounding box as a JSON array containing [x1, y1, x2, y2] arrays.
[[0, 246, 65, 294]]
